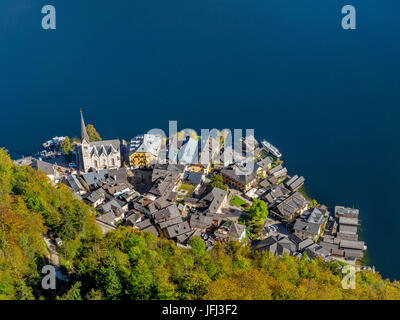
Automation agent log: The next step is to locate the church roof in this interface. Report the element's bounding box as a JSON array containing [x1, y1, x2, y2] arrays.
[[80, 109, 90, 142], [89, 140, 121, 156]]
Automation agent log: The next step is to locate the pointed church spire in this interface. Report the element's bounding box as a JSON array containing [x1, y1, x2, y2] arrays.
[[80, 109, 90, 142]]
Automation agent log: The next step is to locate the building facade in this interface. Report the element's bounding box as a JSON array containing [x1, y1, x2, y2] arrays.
[[129, 134, 162, 167], [78, 110, 121, 172]]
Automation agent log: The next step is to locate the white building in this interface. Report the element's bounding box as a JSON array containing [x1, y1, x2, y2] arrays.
[[78, 110, 121, 172]]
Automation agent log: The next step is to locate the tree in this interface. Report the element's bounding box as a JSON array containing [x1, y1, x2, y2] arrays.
[[58, 282, 82, 300], [245, 199, 269, 227], [86, 124, 102, 142], [188, 236, 206, 257], [210, 174, 228, 190], [61, 136, 74, 155]]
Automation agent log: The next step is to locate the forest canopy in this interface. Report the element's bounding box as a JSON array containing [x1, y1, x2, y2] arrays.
[[0, 148, 399, 300]]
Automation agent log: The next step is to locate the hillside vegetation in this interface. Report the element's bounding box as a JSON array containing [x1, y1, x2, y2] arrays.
[[0, 148, 399, 300]]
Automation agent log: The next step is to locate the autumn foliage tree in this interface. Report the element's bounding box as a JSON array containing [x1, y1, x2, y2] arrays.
[[0, 148, 400, 300], [86, 124, 102, 142]]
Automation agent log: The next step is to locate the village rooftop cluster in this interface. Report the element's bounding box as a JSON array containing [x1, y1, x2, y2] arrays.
[[14, 111, 368, 267]]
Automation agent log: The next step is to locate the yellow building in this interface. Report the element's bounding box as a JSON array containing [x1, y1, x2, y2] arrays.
[[129, 134, 162, 167]]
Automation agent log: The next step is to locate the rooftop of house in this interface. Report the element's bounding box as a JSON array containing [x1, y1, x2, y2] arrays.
[[201, 187, 227, 213], [293, 219, 321, 236], [153, 204, 181, 221], [275, 192, 309, 219], [334, 206, 359, 218], [84, 190, 102, 204], [183, 170, 203, 185], [167, 221, 191, 238], [130, 134, 162, 157], [220, 167, 257, 185], [81, 169, 108, 186], [31, 159, 54, 175], [306, 208, 326, 224], [252, 235, 297, 256], [285, 175, 305, 191], [66, 175, 85, 192], [190, 214, 212, 229], [97, 211, 117, 225], [257, 157, 272, 170]]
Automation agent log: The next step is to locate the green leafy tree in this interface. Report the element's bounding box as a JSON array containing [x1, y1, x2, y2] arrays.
[[245, 199, 269, 227], [86, 124, 102, 142], [210, 174, 228, 190], [58, 282, 82, 300], [61, 136, 74, 155], [188, 236, 206, 257]]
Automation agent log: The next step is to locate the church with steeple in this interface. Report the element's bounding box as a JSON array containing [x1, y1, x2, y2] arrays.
[[78, 110, 121, 172]]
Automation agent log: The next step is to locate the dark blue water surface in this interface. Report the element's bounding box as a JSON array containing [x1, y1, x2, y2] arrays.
[[1, 1, 399, 279]]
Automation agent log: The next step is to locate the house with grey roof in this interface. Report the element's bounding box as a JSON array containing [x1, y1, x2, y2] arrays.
[[252, 235, 297, 256], [284, 175, 305, 191], [65, 174, 86, 195], [125, 211, 145, 226], [262, 184, 284, 204], [201, 187, 228, 214], [214, 220, 246, 243], [81, 169, 108, 189], [256, 157, 272, 177], [97, 211, 118, 226], [83, 190, 104, 207], [304, 243, 330, 260], [190, 214, 212, 232], [334, 206, 359, 219], [183, 170, 204, 189], [166, 221, 191, 239], [272, 192, 309, 222], [31, 159, 56, 180], [220, 167, 257, 192], [293, 208, 327, 241], [268, 165, 287, 178], [153, 204, 181, 223]]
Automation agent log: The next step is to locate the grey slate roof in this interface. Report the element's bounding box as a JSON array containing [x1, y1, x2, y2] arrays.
[[153, 204, 181, 222], [257, 157, 272, 170], [84, 190, 102, 204], [297, 238, 315, 251], [229, 223, 246, 241], [190, 214, 212, 230], [334, 206, 359, 218], [252, 235, 297, 256], [275, 192, 309, 220], [339, 217, 359, 226], [201, 187, 227, 213], [167, 221, 191, 238], [293, 219, 320, 236], [81, 170, 108, 186], [66, 175, 85, 193], [221, 168, 257, 185], [97, 211, 117, 225], [108, 168, 127, 185], [184, 171, 203, 185], [31, 159, 54, 175]]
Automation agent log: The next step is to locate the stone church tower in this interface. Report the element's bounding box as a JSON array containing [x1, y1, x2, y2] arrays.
[[78, 110, 121, 172]]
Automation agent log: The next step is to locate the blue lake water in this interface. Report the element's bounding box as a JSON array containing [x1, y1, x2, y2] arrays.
[[1, 1, 399, 279]]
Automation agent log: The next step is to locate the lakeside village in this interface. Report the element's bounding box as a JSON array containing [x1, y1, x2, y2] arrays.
[[13, 111, 372, 270]]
